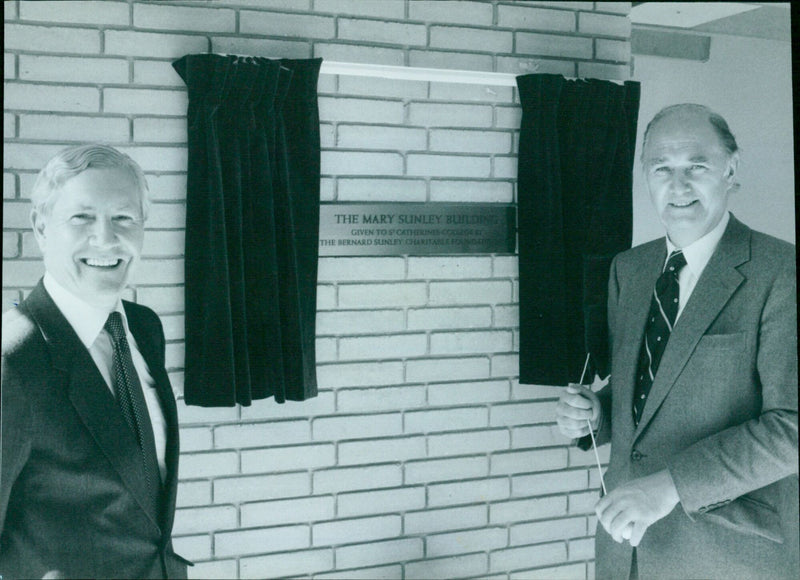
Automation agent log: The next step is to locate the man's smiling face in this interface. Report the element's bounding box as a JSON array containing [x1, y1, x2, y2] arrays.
[[32, 167, 145, 309], [642, 109, 738, 248]]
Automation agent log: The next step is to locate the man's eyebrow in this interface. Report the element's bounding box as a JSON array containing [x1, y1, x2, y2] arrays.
[[61, 202, 140, 213], [644, 154, 710, 165]]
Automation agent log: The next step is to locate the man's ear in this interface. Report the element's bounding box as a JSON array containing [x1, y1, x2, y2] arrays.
[[31, 208, 47, 250], [726, 152, 740, 184]]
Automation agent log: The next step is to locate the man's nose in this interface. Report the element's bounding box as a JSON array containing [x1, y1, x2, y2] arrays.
[[670, 172, 690, 193], [89, 219, 117, 246]]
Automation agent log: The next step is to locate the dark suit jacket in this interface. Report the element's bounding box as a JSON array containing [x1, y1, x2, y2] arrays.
[[1, 281, 190, 579], [582, 215, 798, 579]]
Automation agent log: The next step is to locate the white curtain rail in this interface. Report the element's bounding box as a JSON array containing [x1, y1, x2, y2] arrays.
[[319, 61, 629, 86]]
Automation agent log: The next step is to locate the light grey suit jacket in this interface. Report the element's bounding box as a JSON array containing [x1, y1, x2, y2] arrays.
[[585, 215, 798, 579]]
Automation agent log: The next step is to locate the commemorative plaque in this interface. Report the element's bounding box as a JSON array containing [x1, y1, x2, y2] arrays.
[[319, 203, 516, 256]]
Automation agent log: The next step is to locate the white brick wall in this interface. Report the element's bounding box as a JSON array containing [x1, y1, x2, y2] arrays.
[[3, 1, 631, 577]]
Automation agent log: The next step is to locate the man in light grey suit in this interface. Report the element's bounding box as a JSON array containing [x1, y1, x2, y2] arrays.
[[556, 104, 798, 579]]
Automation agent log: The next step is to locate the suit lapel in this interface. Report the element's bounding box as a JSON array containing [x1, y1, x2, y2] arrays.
[[23, 282, 161, 530], [634, 217, 750, 437], [157, 371, 180, 536], [125, 302, 181, 533]]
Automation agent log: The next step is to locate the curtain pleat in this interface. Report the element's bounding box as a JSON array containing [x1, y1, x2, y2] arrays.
[[516, 74, 640, 385], [173, 54, 321, 406]]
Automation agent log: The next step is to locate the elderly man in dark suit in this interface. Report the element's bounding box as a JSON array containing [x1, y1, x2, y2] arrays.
[[1, 144, 190, 578], [556, 104, 798, 579]]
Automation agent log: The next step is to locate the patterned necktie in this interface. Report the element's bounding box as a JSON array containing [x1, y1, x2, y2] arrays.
[[105, 312, 162, 511], [633, 250, 687, 426]]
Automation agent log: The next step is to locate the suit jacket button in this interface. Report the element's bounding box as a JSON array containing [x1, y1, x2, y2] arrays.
[[630, 450, 643, 461]]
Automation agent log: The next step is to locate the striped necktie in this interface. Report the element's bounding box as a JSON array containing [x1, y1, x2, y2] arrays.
[[105, 312, 161, 512], [633, 250, 687, 426]]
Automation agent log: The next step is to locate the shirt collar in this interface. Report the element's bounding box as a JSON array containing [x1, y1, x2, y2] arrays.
[[43, 272, 127, 350], [666, 211, 730, 278]]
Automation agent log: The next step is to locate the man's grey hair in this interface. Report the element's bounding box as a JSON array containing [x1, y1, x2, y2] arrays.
[[642, 103, 740, 160], [30, 143, 151, 219]]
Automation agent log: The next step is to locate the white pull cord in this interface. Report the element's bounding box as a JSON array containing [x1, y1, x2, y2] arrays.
[[579, 353, 607, 495]]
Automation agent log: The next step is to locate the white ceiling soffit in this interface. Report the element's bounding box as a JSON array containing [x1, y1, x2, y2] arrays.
[[630, 2, 760, 28]]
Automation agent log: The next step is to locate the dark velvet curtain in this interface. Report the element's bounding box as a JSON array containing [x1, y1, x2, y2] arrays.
[[516, 74, 640, 385], [173, 54, 321, 406]]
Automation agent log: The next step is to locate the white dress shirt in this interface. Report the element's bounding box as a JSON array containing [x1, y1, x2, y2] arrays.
[[665, 211, 730, 322], [43, 273, 167, 482]]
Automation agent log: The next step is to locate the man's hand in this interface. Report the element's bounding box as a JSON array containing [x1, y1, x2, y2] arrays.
[[555, 383, 601, 439], [595, 470, 680, 547]]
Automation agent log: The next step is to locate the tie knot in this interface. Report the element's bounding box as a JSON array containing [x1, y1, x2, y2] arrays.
[[664, 250, 686, 276], [105, 311, 126, 343]]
